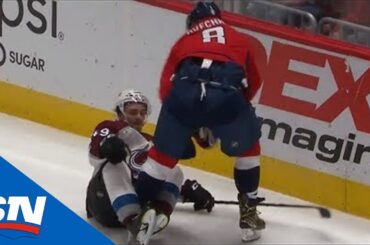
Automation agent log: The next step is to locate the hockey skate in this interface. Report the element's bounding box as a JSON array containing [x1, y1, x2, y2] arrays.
[[238, 194, 266, 242], [153, 212, 169, 235], [127, 208, 157, 245]]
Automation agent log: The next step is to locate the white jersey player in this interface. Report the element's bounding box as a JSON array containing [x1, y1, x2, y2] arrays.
[[86, 89, 215, 244]]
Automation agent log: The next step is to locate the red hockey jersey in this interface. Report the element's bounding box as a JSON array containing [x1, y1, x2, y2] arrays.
[[89, 120, 152, 179], [159, 17, 261, 102]]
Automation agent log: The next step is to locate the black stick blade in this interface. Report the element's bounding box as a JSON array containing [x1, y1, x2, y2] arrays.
[[318, 208, 331, 218]]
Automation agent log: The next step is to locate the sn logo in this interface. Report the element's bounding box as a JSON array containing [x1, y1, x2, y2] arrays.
[[0, 196, 47, 235]]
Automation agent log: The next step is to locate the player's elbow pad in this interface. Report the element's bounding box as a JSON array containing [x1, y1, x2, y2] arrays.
[[99, 135, 128, 164]]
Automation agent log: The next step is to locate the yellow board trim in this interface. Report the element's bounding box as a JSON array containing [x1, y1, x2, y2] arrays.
[[0, 81, 113, 137], [1, 80, 370, 219]]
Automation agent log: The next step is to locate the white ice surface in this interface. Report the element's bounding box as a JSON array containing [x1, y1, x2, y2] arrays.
[[1, 112, 370, 244]]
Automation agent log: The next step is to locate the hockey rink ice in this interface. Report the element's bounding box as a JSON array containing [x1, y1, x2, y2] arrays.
[[1, 112, 370, 245]]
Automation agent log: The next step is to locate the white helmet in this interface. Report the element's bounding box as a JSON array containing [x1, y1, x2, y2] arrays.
[[114, 89, 151, 115]]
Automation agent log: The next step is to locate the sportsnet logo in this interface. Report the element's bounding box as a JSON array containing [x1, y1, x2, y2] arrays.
[[0, 157, 113, 244], [0, 196, 46, 236]]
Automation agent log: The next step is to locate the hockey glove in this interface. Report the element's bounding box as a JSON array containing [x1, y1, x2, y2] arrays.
[[99, 134, 129, 164], [181, 179, 215, 212], [193, 127, 217, 149]]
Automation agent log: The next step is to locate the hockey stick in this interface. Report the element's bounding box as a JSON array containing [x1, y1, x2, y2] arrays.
[[214, 200, 331, 218]]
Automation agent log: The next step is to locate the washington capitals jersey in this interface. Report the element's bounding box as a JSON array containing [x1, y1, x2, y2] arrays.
[[159, 17, 261, 102]]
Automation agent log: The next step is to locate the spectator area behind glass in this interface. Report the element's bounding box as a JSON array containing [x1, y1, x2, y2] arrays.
[[187, 0, 370, 48]]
